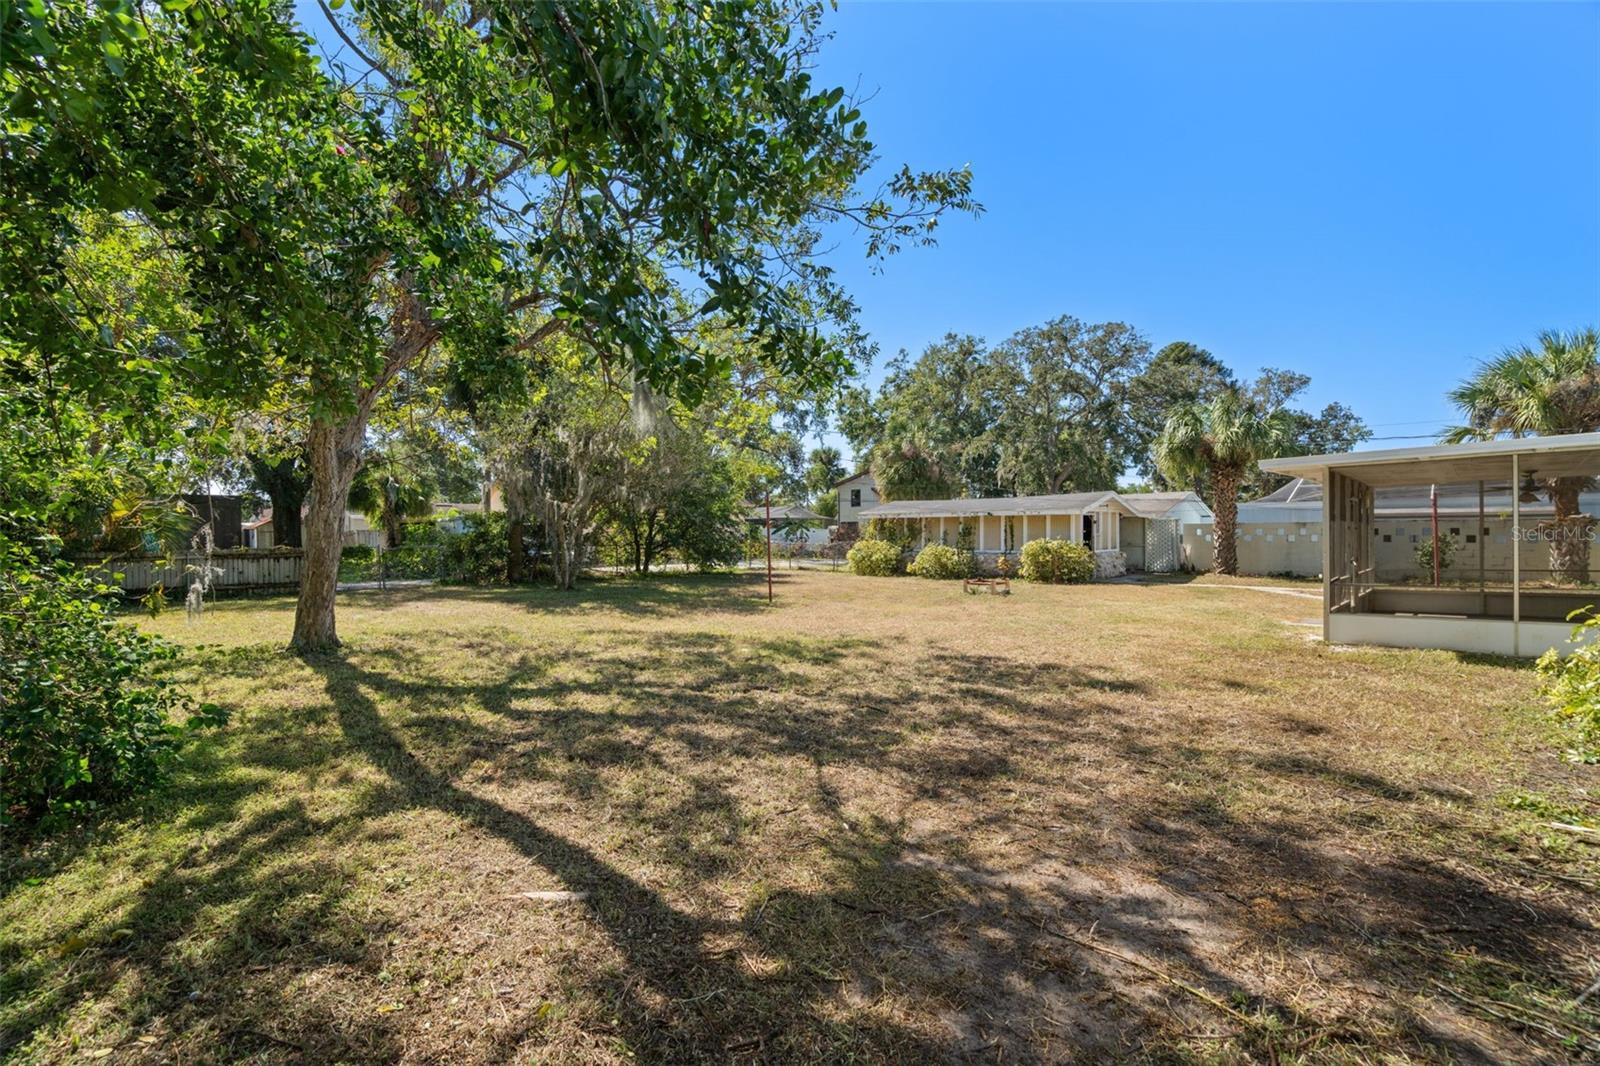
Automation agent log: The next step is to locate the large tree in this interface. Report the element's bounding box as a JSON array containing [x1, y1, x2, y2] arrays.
[[5, 2, 977, 650], [1130, 341, 1237, 485], [991, 316, 1151, 494], [1154, 390, 1292, 576], [1445, 328, 1600, 583], [846, 334, 1003, 499]]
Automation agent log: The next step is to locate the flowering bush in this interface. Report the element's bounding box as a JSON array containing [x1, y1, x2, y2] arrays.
[[907, 543, 970, 579], [1536, 608, 1600, 762], [1018, 538, 1095, 584], [847, 538, 902, 576]]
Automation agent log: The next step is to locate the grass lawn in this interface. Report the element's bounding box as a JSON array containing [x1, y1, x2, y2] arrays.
[[3, 572, 1598, 1063]]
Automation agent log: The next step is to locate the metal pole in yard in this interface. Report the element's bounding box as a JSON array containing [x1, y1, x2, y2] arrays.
[[1430, 483, 1440, 588], [765, 491, 773, 604]]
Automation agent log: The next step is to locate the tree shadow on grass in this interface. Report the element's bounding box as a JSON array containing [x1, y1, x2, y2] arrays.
[[339, 571, 790, 619], [0, 737, 408, 1061], [6, 608, 1592, 1063], [301, 648, 963, 1062]]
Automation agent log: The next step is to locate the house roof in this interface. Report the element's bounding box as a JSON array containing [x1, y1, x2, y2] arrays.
[[1252, 478, 1324, 505], [1116, 491, 1209, 519], [1259, 432, 1600, 487], [746, 503, 826, 522], [831, 470, 874, 489], [1240, 478, 1600, 519], [859, 491, 1128, 520]]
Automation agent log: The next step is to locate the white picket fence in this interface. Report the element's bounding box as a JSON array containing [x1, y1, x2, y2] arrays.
[[70, 551, 305, 594]]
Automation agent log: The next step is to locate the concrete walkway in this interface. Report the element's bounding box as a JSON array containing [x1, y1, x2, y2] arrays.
[[1110, 577, 1321, 600]]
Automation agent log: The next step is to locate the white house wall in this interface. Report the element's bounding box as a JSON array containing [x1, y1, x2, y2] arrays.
[[1183, 515, 1600, 580]]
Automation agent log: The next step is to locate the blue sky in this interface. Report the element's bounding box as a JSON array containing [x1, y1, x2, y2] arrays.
[[807, 1, 1600, 458], [292, 2, 1600, 460]]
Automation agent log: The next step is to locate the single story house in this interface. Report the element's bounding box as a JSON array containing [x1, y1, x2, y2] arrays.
[[1258, 432, 1600, 658], [242, 507, 384, 549], [856, 490, 1211, 575], [746, 502, 830, 549]]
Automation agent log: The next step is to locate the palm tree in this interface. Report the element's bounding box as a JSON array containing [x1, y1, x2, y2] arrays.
[[350, 453, 436, 549], [1445, 328, 1600, 583], [869, 434, 959, 502], [1155, 390, 1292, 575]]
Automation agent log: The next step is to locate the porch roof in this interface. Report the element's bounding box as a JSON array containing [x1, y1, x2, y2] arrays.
[[1258, 432, 1600, 488], [859, 491, 1125, 520]]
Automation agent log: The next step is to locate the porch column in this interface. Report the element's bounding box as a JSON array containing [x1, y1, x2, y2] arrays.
[[1046, 514, 1053, 540], [1478, 480, 1486, 615], [921, 517, 927, 548], [1022, 515, 1029, 546], [1512, 454, 1521, 656], [978, 516, 987, 552]]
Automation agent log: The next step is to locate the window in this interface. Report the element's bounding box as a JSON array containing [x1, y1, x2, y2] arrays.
[[849, 489, 861, 508]]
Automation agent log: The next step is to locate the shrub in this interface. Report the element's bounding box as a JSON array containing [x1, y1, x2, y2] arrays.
[[1414, 534, 1456, 576], [1, 551, 225, 829], [1019, 538, 1095, 584], [907, 543, 970, 579], [1536, 608, 1600, 762], [439, 513, 509, 584], [847, 538, 902, 576], [375, 515, 509, 583]]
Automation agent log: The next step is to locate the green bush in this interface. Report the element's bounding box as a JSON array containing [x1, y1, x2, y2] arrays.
[[1, 551, 225, 829], [375, 515, 510, 583], [1414, 534, 1456, 576], [439, 513, 509, 584], [1536, 608, 1600, 761], [1018, 538, 1095, 584], [907, 543, 970, 579], [847, 538, 902, 576]]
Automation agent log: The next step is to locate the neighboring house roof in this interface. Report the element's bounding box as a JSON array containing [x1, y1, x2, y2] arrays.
[[1259, 431, 1600, 487], [1117, 491, 1211, 519], [1240, 477, 1600, 519], [746, 503, 826, 522], [1252, 478, 1324, 505], [831, 471, 874, 489], [243, 508, 273, 531], [433, 501, 484, 514], [859, 491, 1129, 520]]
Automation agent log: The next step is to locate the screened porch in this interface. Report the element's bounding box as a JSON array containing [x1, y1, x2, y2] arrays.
[[1260, 434, 1600, 657]]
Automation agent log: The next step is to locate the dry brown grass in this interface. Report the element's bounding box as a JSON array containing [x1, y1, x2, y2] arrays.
[[3, 571, 1597, 1064]]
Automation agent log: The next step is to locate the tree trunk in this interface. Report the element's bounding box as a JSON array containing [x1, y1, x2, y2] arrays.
[[291, 415, 366, 652], [642, 511, 657, 574], [1548, 478, 1594, 585], [249, 454, 307, 548], [507, 517, 527, 583], [1211, 472, 1241, 576]]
